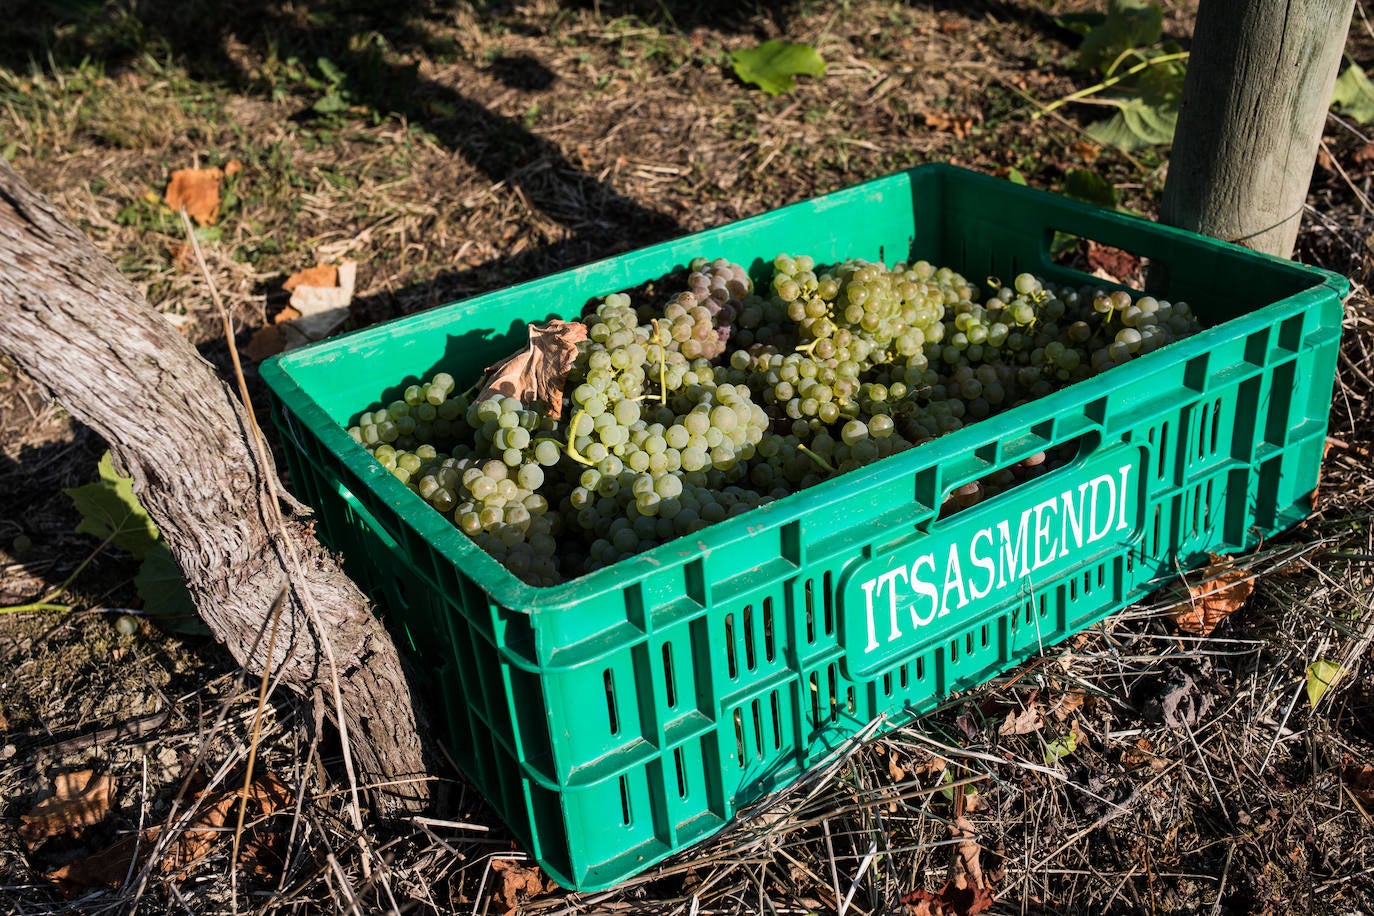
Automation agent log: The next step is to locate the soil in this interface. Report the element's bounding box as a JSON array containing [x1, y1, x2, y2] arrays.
[[3, 1, 1374, 913]]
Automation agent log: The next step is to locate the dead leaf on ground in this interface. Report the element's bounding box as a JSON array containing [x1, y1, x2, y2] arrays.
[[998, 705, 1044, 736], [479, 319, 589, 418], [20, 770, 115, 846], [164, 167, 223, 226], [1172, 555, 1255, 636], [1072, 139, 1102, 164], [900, 815, 995, 915], [1121, 737, 1169, 772], [246, 262, 357, 360], [1153, 669, 1216, 729], [1047, 691, 1085, 721], [916, 755, 948, 780], [45, 772, 291, 891], [243, 324, 288, 362], [169, 242, 196, 269], [1342, 758, 1374, 806], [489, 858, 557, 913], [924, 110, 974, 139], [47, 833, 142, 894], [283, 263, 338, 291], [161, 772, 291, 877], [284, 260, 356, 345]]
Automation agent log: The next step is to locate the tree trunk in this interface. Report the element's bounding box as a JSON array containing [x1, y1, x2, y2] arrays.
[[1161, 0, 1354, 257], [0, 160, 432, 812]]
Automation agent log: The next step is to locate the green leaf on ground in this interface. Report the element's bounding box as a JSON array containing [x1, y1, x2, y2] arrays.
[[1086, 94, 1178, 152], [1332, 62, 1374, 124], [1044, 730, 1078, 765], [64, 452, 160, 560], [730, 40, 826, 96], [1306, 659, 1345, 707], [1007, 166, 1028, 186], [1055, 11, 1105, 38], [1077, 0, 1164, 76], [313, 92, 350, 114], [135, 543, 208, 635], [1064, 167, 1118, 208]]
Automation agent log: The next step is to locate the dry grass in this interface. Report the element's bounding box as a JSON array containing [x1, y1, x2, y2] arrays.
[[2, 0, 1373, 913]]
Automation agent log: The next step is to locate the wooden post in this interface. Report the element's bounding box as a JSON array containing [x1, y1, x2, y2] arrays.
[[1160, 0, 1354, 258]]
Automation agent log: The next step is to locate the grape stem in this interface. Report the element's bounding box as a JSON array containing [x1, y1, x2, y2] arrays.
[[651, 319, 667, 405], [563, 409, 596, 466], [797, 444, 836, 473]]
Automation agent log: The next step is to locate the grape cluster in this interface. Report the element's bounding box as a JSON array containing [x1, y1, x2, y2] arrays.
[[346, 255, 1203, 586]]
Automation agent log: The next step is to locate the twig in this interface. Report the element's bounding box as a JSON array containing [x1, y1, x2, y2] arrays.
[[838, 839, 878, 916]]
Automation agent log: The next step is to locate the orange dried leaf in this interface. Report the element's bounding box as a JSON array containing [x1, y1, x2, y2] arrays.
[[900, 816, 995, 915], [278, 261, 356, 349], [924, 110, 974, 139], [224, 158, 244, 176], [1173, 556, 1255, 636], [164, 167, 223, 226], [490, 858, 552, 913], [283, 263, 338, 292], [162, 772, 291, 876], [1085, 240, 1144, 287], [479, 319, 589, 418], [20, 770, 115, 845], [1071, 139, 1102, 163]]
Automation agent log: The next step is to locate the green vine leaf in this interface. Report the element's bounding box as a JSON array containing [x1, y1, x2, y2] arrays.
[[64, 452, 160, 560], [1044, 730, 1079, 765], [1306, 659, 1345, 708], [1063, 167, 1119, 208], [1077, 0, 1164, 76], [1332, 62, 1374, 124], [135, 544, 209, 635], [730, 40, 826, 96], [1086, 94, 1178, 152]]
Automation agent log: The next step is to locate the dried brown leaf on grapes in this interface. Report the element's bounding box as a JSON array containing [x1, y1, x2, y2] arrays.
[[479, 319, 589, 419]]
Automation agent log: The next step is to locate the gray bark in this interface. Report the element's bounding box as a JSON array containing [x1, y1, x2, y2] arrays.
[[0, 160, 431, 812], [1161, 0, 1355, 257]]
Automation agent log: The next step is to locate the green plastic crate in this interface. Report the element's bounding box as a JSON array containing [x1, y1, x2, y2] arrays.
[[259, 164, 1347, 890]]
